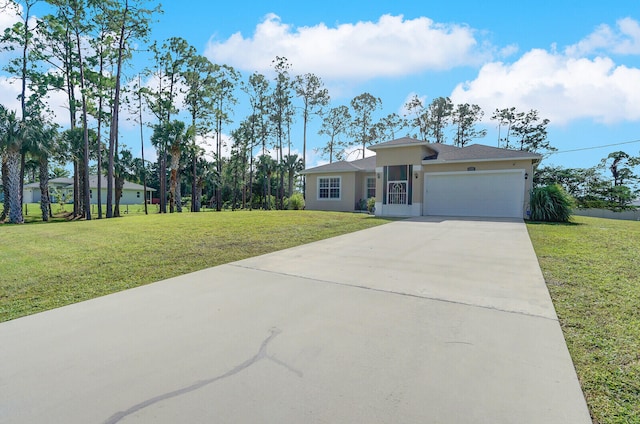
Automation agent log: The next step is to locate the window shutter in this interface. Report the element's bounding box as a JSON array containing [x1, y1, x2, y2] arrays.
[[408, 165, 413, 205], [382, 166, 387, 205]]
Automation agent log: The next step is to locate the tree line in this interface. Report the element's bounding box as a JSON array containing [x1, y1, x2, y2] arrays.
[[0, 0, 554, 224], [536, 151, 640, 210]]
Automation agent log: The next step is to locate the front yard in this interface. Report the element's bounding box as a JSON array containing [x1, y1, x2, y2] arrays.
[[0, 210, 389, 322], [527, 216, 639, 424]]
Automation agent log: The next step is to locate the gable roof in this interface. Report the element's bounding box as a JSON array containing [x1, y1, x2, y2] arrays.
[[302, 156, 376, 174], [369, 137, 542, 162]]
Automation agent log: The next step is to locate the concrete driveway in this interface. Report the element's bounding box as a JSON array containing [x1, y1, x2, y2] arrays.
[[0, 217, 591, 423]]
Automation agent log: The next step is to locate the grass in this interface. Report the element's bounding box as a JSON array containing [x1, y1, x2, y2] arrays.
[[0, 210, 390, 322], [527, 216, 640, 424]]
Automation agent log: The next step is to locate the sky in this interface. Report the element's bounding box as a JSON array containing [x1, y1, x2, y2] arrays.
[[1, 0, 639, 170]]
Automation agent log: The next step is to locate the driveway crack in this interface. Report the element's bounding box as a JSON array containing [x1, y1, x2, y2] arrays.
[[104, 327, 301, 424]]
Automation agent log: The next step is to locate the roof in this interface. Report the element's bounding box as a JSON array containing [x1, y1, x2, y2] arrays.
[[370, 137, 542, 162], [24, 176, 155, 191], [302, 156, 376, 174]]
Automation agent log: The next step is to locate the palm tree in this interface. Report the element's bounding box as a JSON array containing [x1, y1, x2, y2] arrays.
[[22, 116, 58, 222], [256, 154, 277, 210], [282, 154, 304, 197], [0, 105, 25, 224]]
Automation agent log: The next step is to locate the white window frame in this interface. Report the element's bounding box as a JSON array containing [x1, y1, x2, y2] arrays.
[[366, 176, 376, 199], [317, 176, 342, 200]]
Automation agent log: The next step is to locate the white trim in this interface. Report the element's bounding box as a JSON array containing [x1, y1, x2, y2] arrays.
[[422, 157, 539, 165], [365, 176, 376, 199], [316, 175, 342, 201], [424, 169, 525, 177]]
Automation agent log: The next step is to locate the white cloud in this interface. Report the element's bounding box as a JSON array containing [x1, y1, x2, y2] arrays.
[[451, 48, 640, 125], [205, 13, 486, 80], [565, 17, 640, 56], [0, 75, 72, 126], [0, 0, 20, 33]]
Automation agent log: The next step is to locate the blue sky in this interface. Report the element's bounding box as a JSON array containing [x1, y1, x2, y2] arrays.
[[1, 0, 639, 170]]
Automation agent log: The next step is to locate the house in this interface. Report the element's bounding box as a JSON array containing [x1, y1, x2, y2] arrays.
[[23, 176, 155, 205], [302, 137, 542, 219], [302, 156, 376, 212]]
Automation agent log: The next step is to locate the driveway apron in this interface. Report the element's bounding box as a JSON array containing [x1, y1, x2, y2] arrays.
[[0, 217, 591, 423]]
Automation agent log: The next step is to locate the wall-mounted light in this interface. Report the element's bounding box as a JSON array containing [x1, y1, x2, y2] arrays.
[[377, 173, 380, 179], [414, 172, 419, 179], [524, 172, 529, 180]]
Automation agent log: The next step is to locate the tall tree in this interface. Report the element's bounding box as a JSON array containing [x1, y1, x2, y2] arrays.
[[241, 72, 271, 210], [49, 0, 93, 219], [426, 97, 453, 144], [22, 114, 58, 221], [184, 54, 218, 212], [318, 105, 351, 163], [212, 64, 239, 211], [378, 112, 406, 141], [104, 0, 157, 218], [452, 103, 486, 147], [270, 56, 291, 209], [491, 107, 521, 149], [1, 0, 50, 223], [0, 106, 25, 223], [404, 95, 429, 141], [293, 72, 329, 196], [511, 109, 552, 153], [350, 92, 382, 159]]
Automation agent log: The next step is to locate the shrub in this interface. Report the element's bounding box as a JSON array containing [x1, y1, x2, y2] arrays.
[[530, 184, 574, 222], [288, 193, 305, 210], [367, 197, 376, 214]]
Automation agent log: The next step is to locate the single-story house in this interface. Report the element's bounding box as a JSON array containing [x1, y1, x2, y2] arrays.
[[23, 176, 155, 205], [302, 137, 542, 219]]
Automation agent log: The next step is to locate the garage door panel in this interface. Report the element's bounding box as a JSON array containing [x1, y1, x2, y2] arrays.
[[424, 171, 525, 218]]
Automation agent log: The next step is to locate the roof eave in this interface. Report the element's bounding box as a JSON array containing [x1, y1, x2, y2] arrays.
[[422, 156, 541, 165], [369, 141, 430, 151]]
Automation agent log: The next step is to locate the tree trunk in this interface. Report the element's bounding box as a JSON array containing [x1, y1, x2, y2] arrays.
[[159, 151, 167, 213], [113, 175, 124, 217], [1, 157, 9, 221], [176, 170, 182, 213], [169, 144, 180, 213], [39, 156, 50, 222], [107, 0, 129, 219], [6, 147, 24, 224]]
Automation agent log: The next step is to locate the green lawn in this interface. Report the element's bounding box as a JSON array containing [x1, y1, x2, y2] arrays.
[[0, 210, 390, 322], [527, 216, 640, 424]]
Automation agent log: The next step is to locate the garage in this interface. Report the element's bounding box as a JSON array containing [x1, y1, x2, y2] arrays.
[[423, 169, 526, 218]]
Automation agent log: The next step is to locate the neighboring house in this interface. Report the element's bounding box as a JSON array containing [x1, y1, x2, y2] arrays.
[[23, 176, 155, 205], [303, 137, 542, 219], [302, 156, 376, 212]]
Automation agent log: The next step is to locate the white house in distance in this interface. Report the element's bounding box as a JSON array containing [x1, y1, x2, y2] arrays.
[[302, 137, 542, 219], [23, 176, 155, 205]]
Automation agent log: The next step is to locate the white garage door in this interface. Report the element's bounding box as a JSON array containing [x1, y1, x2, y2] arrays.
[[424, 170, 525, 218]]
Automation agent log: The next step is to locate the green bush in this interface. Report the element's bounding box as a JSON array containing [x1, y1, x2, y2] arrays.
[[367, 197, 376, 214], [530, 184, 574, 222], [288, 193, 305, 210]]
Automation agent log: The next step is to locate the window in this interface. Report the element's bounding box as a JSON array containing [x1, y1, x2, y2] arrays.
[[366, 177, 376, 199], [318, 177, 341, 200]]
